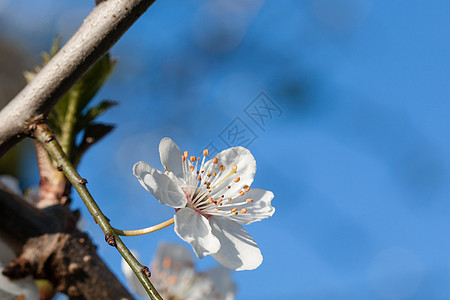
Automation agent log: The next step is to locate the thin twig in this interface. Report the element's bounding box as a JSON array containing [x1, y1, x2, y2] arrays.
[[32, 123, 162, 300], [114, 218, 174, 236], [0, 0, 156, 158]]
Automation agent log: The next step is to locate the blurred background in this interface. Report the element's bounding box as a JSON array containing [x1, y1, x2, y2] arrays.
[[1, 0, 450, 299]]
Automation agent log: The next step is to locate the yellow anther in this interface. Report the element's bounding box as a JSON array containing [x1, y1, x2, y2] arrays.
[[228, 198, 232, 201], [163, 257, 171, 269], [168, 275, 178, 284], [246, 198, 254, 202], [203, 149, 210, 156], [244, 185, 250, 192], [213, 172, 217, 176], [240, 208, 247, 214], [234, 177, 240, 183], [190, 156, 196, 162], [234, 211, 238, 215], [213, 157, 219, 164], [232, 164, 237, 170], [184, 151, 189, 157]]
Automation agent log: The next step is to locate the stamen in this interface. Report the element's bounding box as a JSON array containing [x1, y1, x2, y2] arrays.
[[189, 166, 194, 172], [163, 257, 171, 269], [234, 177, 240, 183], [240, 208, 247, 214], [219, 165, 225, 171], [197, 175, 201, 181], [190, 156, 196, 162], [239, 191, 244, 196], [203, 149, 210, 156], [208, 197, 214, 203], [231, 208, 237, 213], [246, 199, 254, 202], [211, 167, 238, 189], [168, 275, 178, 284], [184, 151, 189, 157], [227, 185, 231, 189], [213, 172, 217, 176], [244, 185, 250, 192], [232, 164, 237, 170], [213, 157, 219, 164], [182, 155, 186, 162], [197, 157, 200, 161]]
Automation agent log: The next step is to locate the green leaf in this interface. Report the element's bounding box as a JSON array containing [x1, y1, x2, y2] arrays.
[[75, 53, 116, 113], [73, 123, 115, 168], [76, 100, 118, 133]]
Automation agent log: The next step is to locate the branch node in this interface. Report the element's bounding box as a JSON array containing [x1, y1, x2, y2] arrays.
[[1, 257, 33, 279], [79, 178, 88, 185], [142, 266, 151, 279], [105, 233, 116, 247]]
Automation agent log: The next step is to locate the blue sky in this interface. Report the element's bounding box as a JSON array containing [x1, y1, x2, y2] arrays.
[[1, 0, 450, 299]]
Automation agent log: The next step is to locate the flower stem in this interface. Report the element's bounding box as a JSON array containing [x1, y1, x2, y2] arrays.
[[114, 218, 174, 236], [33, 123, 162, 300]]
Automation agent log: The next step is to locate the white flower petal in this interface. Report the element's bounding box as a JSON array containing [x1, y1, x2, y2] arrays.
[[204, 267, 236, 300], [133, 161, 187, 208], [159, 137, 184, 178], [174, 208, 221, 259], [225, 188, 275, 225], [210, 217, 262, 271], [0, 175, 21, 195], [204, 147, 256, 200], [153, 243, 194, 270]]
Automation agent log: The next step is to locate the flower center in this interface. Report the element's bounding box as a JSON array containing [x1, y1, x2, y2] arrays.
[[179, 149, 250, 217]]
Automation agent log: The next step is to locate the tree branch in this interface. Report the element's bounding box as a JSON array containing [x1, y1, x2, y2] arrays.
[[32, 123, 162, 299], [0, 183, 134, 299], [0, 0, 156, 158]]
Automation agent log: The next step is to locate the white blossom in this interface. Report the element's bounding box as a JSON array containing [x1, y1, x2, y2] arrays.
[[122, 243, 236, 300], [134, 138, 275, 270]]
